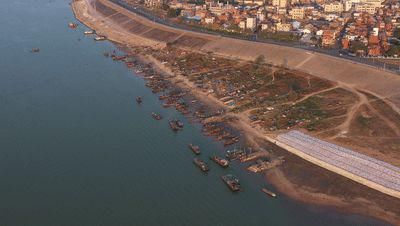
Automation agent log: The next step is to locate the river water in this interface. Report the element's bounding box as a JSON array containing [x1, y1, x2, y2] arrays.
[[0, 0, 390, 225]]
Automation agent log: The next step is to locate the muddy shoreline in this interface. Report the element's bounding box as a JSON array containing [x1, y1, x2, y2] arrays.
[[71, 1, 400, 225]]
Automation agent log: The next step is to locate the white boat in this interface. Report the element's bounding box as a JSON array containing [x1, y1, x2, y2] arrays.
[[94, 36, 106, 41], [84, 30, 95, 35]]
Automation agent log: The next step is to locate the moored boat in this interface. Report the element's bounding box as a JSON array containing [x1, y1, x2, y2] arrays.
[[68, 22, 78, 29], [169, 120, 180, 131], [158, 95, 168, 100], [193, 158, 209, 172], [94, 35, 106, 41], [210, 155, 229, 168], [176, 120, 184, 128], [221, 174, 241, 192], [225, 148, 245, 160], [152, 112, 162, 120], [188, 144, 201, 155], [84, 30, 95, 35]]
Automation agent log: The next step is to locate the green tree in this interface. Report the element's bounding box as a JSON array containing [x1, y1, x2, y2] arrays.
[[394, 28, 400, 39], [254, 55, 265, 65], [349, 41, 367, 53], [167, 8, 181, 18], [386, 45, 400, 56]]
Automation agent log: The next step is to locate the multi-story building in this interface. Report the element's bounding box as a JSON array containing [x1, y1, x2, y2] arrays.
[[275, 22, 292, 31], [355, 4, 378, 14], [324, 2, 344, 13], [322, 30, 338, 46], [343, 0, 353, 11], [244, 0, 265, 6], [239, 20, 246, 29], [144, 0, 163, 8], [290, 7, 305, 19], [272, 0, 287, 8], [246, 17, 257, 30]]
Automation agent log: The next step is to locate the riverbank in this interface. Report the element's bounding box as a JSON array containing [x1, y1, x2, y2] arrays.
[[71, 0, 400, 225], [112, 43, 400, 226]]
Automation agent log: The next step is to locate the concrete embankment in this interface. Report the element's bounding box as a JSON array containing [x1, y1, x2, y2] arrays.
[[74, 0, 400, 111]]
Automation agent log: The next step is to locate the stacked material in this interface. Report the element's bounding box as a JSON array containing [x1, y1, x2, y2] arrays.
[[277, 130, 400, 192]]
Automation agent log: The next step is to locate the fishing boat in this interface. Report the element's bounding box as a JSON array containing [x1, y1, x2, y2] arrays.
[[169, 120, 181, 131], [158, 95, 168, 100], [152, 112, 162, 120], [84, 30, 95, 35], [225, 148, 245, 160], [94, 36, 106, 41], [30, 48, 40, 53], [262, 188, 277, 198], [176, 120, 184, 128], [221, 174, 241, 192], [188, 144, 201, 155], [193, 158, 209, 172], [136, 96, 143, 104], [210, 155, 229, 168], [68, 22, 78, 29]]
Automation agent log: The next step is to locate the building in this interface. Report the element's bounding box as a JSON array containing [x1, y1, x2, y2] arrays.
[[322, 30, 338, 46], [261, 23, 269, 30], [343, 0, 353, 11], [144, 0, 163, 8], [355, 4, 378, 14], [276, 22, 292, 31], [244, 0, 265, 6], [239, 20, 246, 29], [272, 0, 287, 8], [204, 17, 215, 24], [324, 2, 344, 13], [290, 7, 305, 19], [246, 17, 257, 30]]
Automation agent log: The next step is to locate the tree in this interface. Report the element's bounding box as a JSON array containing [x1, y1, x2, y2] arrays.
[[253, 55, 266, 71], [349, 41, 367, 54], [254, 55, 265, 65], [167, 8, 181, 18], [394, 28, 400, 39], [386, 45, 400, 56], [310, 36, 318, 44]]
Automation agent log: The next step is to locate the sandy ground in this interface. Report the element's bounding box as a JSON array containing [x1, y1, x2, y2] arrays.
[[71, 0, 400, 225]]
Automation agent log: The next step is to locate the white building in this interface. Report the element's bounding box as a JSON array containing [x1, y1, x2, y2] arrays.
[[246, 17, 257, 30], [343, 0, 353, 11], [261, 23, 269, 30], [204, 17, 215, 24], [239, 20, 246, 29]]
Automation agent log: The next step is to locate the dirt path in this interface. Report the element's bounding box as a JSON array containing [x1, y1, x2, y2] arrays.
[[329, 84, 400, 138], [291, 85, 339, 105]]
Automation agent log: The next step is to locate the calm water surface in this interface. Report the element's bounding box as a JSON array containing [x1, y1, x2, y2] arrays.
[[0, 0, 390, 225]]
